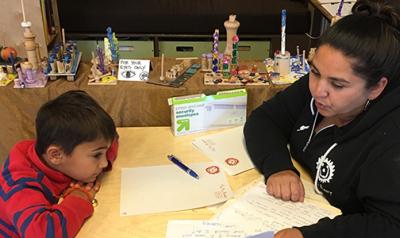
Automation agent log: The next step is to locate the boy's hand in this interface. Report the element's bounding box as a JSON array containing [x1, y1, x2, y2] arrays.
[[71, 173, 103, 192], [80, 179, 102, 193], [68, 188, 95, 202], [66, 179, 101, 202], [266, 170, 305, 202], [275, 228, 303, 238]]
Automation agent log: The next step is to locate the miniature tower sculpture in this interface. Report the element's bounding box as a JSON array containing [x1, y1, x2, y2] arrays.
[[212, 29, 219, 73], [224, 15, 240, 56], [21, 21, 39, 70], [14, 0, 47, 88]]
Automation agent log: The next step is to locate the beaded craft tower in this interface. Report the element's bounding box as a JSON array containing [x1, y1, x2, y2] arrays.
[[14, 0, 47, 88]]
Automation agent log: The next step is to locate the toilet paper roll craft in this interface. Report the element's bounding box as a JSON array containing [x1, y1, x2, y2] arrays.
[[64, 55, 72, 74], [224, 15, 240, 56], [274, 50, 290, 77], [56, 60, 65, 74], [45, 40, 82, 81], [48, 55, 56, 74], [212, 29, 219, 73], [14, 0, 47, 88]]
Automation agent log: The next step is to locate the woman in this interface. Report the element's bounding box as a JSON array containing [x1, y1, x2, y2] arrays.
[[244, 0, 400, 237]]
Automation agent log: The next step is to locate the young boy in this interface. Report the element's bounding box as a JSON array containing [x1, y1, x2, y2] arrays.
[[0, 90, 118, 237]]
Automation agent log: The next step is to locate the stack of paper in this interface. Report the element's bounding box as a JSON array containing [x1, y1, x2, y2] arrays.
[[213, 181, 341, 233], [166, 220, 250, 238], [192, 126, 254, 176], [166, 220, 274, 238], [120, 162, 233, 216]]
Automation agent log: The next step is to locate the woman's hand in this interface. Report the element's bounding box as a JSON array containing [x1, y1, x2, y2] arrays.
[[266, 170, 304, 202], [275, 228, 304, 238]]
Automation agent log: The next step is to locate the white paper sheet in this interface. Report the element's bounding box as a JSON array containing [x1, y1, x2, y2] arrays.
[[166, 220, 251, 238], [120, 162, 233, 216], [247, 231, 274, 238], [192, 126, 254, 175], [213, 181, 340, 233], [117, 59, 150, 81]]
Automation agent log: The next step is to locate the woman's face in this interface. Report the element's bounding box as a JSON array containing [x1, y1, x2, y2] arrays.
[[309, 45, 375, 120]]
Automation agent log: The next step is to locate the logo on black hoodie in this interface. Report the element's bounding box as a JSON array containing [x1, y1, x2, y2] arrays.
[[316, 156, 335, 183]]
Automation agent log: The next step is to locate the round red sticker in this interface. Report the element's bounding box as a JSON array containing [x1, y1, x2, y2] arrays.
[[206, 166, 220, 174], [225, 157, 239, 166]]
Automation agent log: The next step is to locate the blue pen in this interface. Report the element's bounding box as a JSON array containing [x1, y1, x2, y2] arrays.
[[167, 154, 199, 179]]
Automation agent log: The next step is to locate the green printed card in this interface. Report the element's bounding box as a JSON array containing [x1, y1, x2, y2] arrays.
[[168, 89, 247, 136]]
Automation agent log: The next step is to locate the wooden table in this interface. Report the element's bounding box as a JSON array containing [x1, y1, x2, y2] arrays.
[[76, 127, 328, 238]]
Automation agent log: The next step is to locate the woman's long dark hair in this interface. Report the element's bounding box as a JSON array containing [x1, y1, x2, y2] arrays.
[[318, 0, 400, 94]]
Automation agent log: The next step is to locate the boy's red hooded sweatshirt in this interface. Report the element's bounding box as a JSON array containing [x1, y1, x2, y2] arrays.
[[0, 139, 118, 238]]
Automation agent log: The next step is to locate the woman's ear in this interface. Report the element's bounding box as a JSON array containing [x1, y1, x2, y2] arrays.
[[45, 145, 65, 166], [368, 77, 388, 100]]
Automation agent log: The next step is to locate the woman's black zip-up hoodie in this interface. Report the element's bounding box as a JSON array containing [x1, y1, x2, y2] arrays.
[[244, 75, 400, 237]]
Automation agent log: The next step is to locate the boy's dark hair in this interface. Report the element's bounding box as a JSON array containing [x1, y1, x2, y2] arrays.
[[318, 0, 400, 93], [35, 90, 116, 156]]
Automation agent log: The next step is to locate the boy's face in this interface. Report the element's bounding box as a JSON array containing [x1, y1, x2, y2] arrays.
[[55, 138, 111, 183]]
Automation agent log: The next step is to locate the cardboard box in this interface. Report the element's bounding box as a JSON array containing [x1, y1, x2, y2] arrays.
[[168, 89, 247, 136]]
